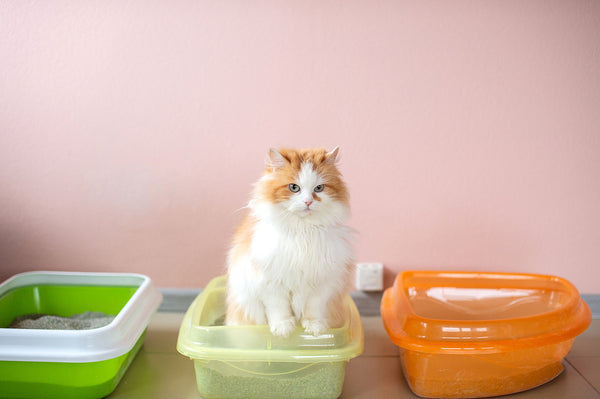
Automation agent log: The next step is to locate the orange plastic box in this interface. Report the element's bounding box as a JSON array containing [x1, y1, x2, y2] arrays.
[[381, 271, 591, 398]]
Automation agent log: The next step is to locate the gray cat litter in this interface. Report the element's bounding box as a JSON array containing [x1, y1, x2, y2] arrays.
[[9, 311, 115, 330]]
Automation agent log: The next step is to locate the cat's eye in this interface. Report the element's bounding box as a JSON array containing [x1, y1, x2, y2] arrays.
[[314, 184, 325, 193], [288, 184, 301, 193]]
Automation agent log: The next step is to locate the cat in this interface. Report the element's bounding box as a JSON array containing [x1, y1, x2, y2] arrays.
[[225, 147, 354, 337]]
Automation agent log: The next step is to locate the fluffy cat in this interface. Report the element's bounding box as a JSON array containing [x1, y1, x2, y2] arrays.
[[225, 147, 354, 337]]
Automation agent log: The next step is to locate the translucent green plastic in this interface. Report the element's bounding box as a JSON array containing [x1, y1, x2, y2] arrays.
[[177, 276, 364, 399]]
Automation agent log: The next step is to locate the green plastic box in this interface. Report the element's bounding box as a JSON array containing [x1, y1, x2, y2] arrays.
[[0, 271, 162, 399], [177, 276, 363, 399]]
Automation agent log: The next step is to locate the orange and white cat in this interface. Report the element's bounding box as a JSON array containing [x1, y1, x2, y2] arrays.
[[226, 147, 354, 337]]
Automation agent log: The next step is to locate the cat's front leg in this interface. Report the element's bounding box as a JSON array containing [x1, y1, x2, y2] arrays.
[[263, 294, 296, 337], [301, 318, 328, 336], [300, 292, 331, 336]]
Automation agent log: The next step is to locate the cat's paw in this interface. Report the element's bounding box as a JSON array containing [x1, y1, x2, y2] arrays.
[[302, 318, 328, 336], [270, 318, 296, 337]]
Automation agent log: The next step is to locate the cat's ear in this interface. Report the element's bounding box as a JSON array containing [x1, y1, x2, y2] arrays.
[[267, 148, 287, 171], [325, 147, 340, 165]]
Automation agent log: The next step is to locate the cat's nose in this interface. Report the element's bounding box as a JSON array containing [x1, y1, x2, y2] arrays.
[[304, 199, 313, 207]]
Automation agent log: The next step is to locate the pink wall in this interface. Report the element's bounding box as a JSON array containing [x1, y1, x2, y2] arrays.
[[1, 1, 599, 292]]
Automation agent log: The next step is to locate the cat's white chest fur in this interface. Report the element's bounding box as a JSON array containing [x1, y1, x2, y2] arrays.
[[230, 217, 353, 336], [251, 219, 353, 284], [227, 210, 354, 336]]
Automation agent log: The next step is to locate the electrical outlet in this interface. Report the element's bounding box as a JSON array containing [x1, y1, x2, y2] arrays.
[[355, 263, 384, 291]]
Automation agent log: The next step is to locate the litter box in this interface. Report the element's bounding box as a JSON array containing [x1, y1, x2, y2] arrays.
[[177, 275, 363, 399], [381, 271, 591, 398], [0, 271, 162, 399]]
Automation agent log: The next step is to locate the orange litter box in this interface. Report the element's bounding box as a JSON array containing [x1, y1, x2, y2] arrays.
[[380, 271, 591, 398]]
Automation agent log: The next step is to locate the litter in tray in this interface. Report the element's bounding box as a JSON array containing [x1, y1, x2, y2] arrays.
[[9, 311, 115, 330]]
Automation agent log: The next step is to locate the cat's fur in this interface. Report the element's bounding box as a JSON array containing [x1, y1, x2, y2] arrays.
[[225, 147, 354, 337]]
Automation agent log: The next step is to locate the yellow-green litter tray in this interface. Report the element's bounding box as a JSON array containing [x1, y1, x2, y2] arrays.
[[177, 275, 364, 399], [0, 271, 162, 399]]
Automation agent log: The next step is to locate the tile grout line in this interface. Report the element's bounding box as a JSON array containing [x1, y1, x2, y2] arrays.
[[360, 355, 400, 358], [564, 357, 600, 395]]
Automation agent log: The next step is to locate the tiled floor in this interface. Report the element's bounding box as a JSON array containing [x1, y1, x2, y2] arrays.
[[108, 314, 600, 398]]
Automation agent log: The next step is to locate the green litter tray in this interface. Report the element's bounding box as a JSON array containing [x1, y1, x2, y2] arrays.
[[177, 275, 364, 399], [0, 271, 162, 399]]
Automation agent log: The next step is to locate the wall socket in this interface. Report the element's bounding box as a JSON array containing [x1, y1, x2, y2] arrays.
[[355, 263, 384, 291]]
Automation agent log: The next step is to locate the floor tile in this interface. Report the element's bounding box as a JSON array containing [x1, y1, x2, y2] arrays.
[[341, 356, 415, 398], [503, 362, 600, 399], [567, 319, 600, 358], [143, 312, 184, 353], [360, 316, 399, 357], [108, 351, 201, 398], [568, 357, 600, 394]]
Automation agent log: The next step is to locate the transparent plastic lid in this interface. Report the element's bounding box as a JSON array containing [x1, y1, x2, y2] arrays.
[[177, 276, 364, 362], [381, 271, 591, 354]]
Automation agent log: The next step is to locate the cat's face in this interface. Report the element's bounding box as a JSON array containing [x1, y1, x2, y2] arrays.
[[252, 147, 350, 225]]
